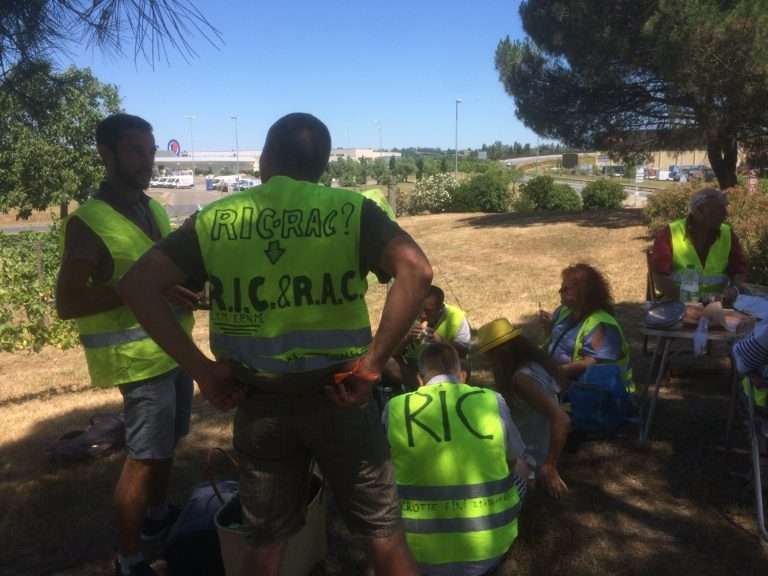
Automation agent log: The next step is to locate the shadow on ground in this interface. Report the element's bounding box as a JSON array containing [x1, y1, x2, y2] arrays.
[[2, 299, 767, 575], [0, 395, 234, 576], [459, 208, 648, 232]]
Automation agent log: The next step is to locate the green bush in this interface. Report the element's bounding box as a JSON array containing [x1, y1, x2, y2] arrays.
[[519, 175, 555, 209], [519, 176, 582, 211], [581, 178, 627, 209], [643, 186, 694, 231], [408, 173, 458, 214], [725, 187, 768, 285], [452, 169, 511, 212], [0, 225, 78, 352], [549, 183, 583, 211]]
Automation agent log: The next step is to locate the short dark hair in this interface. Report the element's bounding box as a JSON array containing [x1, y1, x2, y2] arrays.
[[264, 113, 331, 182], [96, 113, 153, 149], [418, 342, 460, 379], [427, 285, 445, 307]]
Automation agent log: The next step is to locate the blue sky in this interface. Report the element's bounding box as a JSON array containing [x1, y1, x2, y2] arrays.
[[68, 0, 538, 152]]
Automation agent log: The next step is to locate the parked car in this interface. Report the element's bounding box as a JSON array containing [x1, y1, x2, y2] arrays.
[[602, 165, 625, 177]]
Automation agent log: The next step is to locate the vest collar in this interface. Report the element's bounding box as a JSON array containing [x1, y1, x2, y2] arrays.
[[424, 374, 461, 387], [96, 180, 149, 210]]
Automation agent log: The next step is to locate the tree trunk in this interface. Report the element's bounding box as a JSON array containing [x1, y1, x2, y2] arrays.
[[706, 136, 738, 189]]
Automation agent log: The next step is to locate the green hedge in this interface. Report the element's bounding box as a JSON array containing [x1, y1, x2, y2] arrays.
[[452, 170, 512, 212], [581, 178, 627, 209], [0, 225, 78, 352], [519, 176, 582, 211]]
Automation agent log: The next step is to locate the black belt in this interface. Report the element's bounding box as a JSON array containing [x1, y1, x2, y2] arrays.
[[233, 361, 354, 396]]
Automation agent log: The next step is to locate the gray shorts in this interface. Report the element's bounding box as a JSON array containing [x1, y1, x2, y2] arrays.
[[234, 386, 400, 544], [118, 368, 193, 460]]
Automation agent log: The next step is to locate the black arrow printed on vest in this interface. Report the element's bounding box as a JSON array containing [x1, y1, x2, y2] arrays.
[[264, 240, 286, 265]]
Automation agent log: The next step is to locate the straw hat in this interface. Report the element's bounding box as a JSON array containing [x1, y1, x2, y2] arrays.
[[475, 318, 522, 354]]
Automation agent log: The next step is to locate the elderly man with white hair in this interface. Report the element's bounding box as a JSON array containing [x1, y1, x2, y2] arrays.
[[651, 187, 747, 303]]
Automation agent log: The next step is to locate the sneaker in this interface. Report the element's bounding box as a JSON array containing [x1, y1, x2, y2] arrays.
[[114, 559, 159, 576], [140, 504, 181, 542]]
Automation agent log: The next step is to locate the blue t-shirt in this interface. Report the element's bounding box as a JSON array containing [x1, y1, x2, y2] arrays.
[[548, 306, 622, 365]]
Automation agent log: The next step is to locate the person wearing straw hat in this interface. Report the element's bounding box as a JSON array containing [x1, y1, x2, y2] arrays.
[[476, 319, 571, 499], [383, 342, 528, 576], [651, 187, 747, 302]]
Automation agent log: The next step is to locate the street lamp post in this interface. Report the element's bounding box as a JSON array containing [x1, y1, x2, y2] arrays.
[[184, 114, 196, 158], [374, 120, 383, 151], [454, 98, 463, 177], [230, 115, 240, 184]]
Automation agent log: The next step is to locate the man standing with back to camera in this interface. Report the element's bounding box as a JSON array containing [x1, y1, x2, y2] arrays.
[[56, 114, 198, 576], [119, 112, 432, 575]]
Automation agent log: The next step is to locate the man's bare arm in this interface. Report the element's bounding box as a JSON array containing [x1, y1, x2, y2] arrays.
[[366, 235, 433, 372], [56, 257, 123, 320], [118, 248, 240, 409]]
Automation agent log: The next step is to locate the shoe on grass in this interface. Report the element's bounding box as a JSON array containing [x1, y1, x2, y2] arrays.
[[140, 504, 181, 542]]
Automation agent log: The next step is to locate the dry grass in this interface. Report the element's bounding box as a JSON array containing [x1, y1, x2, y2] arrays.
[[2, 209, 767, 575]]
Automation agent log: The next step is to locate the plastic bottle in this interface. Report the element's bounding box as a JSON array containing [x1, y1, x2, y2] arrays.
[[680, 265, 700, 303]]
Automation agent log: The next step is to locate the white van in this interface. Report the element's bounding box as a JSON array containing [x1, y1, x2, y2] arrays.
[[171, 170, 194, 188]]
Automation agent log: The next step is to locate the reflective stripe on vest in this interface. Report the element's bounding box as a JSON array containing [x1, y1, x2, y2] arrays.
[[210, 326, 372, 372], [67, 198, 192, 387], [554, 307, 634, 393], [80, 309, 192, 349], [388, 383, 519, 569], [196, 176, 371, 375], [403, 502, 522, 534], [669, 218, 731, 294], [397, 475, 518, 501]]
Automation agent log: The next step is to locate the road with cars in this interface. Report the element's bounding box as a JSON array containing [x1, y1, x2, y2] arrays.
[[3, 155, 661, 233]]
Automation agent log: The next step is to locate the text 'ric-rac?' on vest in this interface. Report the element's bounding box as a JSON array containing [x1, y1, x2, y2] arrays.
[[669, 218, 731, 294], [195, 176, 373, 374], [387, 381, 521, 574], [65, 198, 194, 388]]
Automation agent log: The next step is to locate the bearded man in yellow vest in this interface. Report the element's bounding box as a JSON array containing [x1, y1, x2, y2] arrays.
[[118, 113, 433, 576], [55, 114, 198, 576], [384, 343, 528, 575], [651, 187, 747, 302], [384, 285, 471, 391]]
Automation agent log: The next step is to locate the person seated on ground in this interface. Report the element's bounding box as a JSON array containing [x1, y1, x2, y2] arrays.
[[383, 285, 471, 391], [651, 187, 747, 303], [733, 320, 768, 413], [476, 318, 571, 499], [540, 263, 633, 392], [383, 342, 528, 576]]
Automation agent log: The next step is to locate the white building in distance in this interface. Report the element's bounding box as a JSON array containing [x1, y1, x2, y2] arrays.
[[155, 148, 401, 174]]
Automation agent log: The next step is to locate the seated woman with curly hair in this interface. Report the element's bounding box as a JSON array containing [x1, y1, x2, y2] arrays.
[[540, 263, 634, 392]]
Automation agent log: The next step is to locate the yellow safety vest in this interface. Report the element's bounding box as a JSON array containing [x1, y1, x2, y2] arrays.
[[66, 198, 193, 387], [669, 218, 731, 294], [387, 380, 520, 573], [405, 304, 467, 363], [195, 176, 371, 374], [550, 307, 634, 393], [742, 376, 768, 409]]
